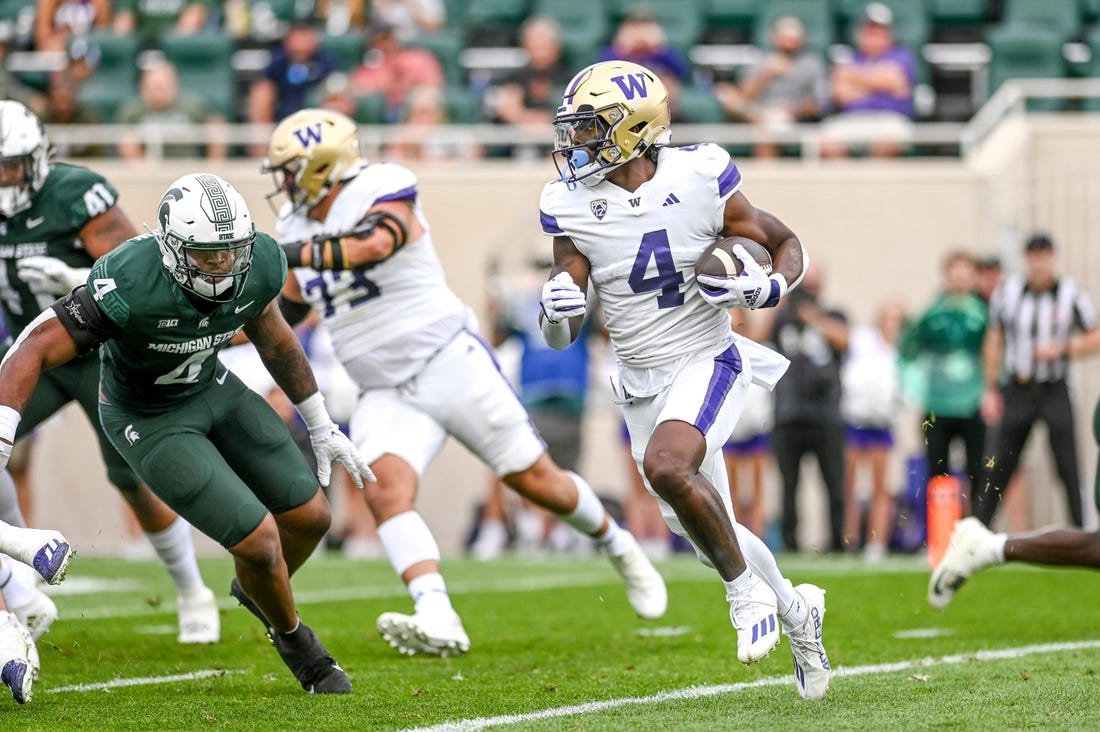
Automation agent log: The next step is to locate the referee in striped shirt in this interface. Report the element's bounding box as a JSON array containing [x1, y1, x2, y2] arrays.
[[975, 233, 1100, 527]]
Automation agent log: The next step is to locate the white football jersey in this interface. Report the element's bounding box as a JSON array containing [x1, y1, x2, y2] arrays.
[[277, 162, 469, 389], [539, 144, 742, 373]]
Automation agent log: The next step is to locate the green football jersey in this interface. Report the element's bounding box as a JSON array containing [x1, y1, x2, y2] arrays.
[[89, 231, 287, 413], [0, 163, 119, 335]]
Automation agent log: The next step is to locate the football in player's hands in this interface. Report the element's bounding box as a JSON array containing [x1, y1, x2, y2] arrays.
[[694, 236, 773, 295]]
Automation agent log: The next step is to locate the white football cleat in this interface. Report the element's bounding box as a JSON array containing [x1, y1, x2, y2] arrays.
[[0, 611, 35, 704], [377, 609, 470, 657], [0, 528, 71, 586], [929, 517, 1000, 610], [8, 586, 58, 642], [177, 586, 221, 644], [607, 532, 668, 620], [784, 583, 831, 700], [727, 572, 780, 664]]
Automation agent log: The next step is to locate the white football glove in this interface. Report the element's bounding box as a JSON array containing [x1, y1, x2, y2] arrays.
[[540, 272, 587, 324], [17, 256, 91, 297], [697, 244, 786, 310], [309, 423, 376, 489]]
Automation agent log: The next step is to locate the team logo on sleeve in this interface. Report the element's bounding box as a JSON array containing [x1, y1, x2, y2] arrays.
[[590, 199, 608, 220]]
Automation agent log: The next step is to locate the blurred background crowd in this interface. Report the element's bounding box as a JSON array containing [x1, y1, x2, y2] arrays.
[[5, 0, 1100, 159]]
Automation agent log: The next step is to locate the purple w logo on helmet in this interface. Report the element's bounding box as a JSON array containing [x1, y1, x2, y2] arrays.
[[611, 73, 649, 100]]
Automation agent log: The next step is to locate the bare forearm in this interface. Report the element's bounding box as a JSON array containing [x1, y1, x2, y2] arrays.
[[256, 340, 319, 404], [983, 328, 1003, 387]]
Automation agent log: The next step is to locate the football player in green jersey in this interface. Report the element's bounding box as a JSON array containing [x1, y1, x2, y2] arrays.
[[0, 172, 373, 694], [0, 100, 222, 644]]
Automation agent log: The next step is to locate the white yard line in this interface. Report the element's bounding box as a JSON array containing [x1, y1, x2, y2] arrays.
[[402, 640, 1100, 732], [47, 669, 244, 694]]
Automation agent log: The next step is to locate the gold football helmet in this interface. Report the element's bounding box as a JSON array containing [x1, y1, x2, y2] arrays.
[[552, 60, 671, 186], [263, 108, 363, 213]]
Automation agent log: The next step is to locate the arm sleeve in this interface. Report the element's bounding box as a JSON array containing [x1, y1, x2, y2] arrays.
[[50, 285, 122, 354]]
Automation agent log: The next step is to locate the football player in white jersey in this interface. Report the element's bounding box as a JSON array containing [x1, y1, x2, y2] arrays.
[[264, 108, 667, 658], [538, 60, 830, 700]]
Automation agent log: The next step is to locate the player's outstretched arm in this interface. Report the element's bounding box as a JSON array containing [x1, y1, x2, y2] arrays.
[[280, 200, 424, 271], [244, 302, 375, 488], [0, 309, 81, 470]]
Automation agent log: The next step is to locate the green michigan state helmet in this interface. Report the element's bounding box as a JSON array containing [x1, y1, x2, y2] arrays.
[[0, 100, 52, 217], [155, 173, 255, 302]]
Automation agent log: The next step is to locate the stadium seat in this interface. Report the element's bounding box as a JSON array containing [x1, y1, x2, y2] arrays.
[[459, 0, 532, 46], [676, 87, 726, 123], [1000, 0, 1081, 40], [443, 84, 481, 123], [1080, 26, 1100, 110], [531, 0, 610, 71], [76, 33, 140, 122], [248, 0, 313, 24], [606, 0, 703, 58], [158, 33, 238, 120], [1084, 0, 1100, 23], [0, 0, 32, 21], [405, 29, 466, 85], [927, 0, 989, 40], [321, 33, 365, 71], [354, 94, 386, 125], [986, 25, 1065, 111], [753, 0, 834, 52], [699, 0, 760, 43]]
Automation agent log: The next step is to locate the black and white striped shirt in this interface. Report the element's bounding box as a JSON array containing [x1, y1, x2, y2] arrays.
[[990, 275, 1098, 383]]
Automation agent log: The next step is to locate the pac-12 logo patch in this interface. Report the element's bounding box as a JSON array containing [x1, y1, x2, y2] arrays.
[[590, 199, 608, 220]]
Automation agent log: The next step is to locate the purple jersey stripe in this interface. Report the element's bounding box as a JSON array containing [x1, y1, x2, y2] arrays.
[[540, 209, 564, 234], [374, 185, 418, 204], [694, 343, 743, 435], [717, 160, 741, 198]]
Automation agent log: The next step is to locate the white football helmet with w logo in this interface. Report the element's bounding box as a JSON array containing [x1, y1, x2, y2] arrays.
[[263, 108, 364, 214], [553, 60, 672, 186]]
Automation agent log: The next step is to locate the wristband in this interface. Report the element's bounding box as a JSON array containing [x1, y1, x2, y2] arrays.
[[540, 310, 572, 349], [294, 392, 331, 435], [0, 405, 21, 445], [760, 273, 789, 309]]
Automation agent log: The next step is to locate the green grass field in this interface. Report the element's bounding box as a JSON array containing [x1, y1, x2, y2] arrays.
[[6, 552, 1100, 730]]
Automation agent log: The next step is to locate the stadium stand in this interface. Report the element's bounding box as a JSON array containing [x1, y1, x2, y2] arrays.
[[159, 32, 238, 121]]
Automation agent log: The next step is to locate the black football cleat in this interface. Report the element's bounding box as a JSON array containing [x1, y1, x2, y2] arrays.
[[271, 622, 352, 694]]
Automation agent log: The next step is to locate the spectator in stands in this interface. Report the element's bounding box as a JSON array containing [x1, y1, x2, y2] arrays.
[[34, 0, 112, 52], [249, 22, 339, 126], [0, 25, 45, 114], [384, 85, 482, 161], [820, 3, 917, 158], [116, 59, 226, 160], [899, 252, 988, 514], [841, 299, 906, 561], [318, 72, 357, 118], [715, 15, 829, 158], [370, 0, 446, 42], [489, 16, 571, 127], [598, 7, 690, 83], [351, 22, 444, 123], [40, 67, 106, 157], [977, 233, 1100, 528], [764, 264, 850, 553], [112, 0, 209, 49]]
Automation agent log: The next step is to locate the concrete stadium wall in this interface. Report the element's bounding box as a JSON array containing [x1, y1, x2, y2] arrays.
[[29, 116, 1100, 556]]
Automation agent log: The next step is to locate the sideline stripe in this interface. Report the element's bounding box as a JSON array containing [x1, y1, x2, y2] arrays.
[[402, 640, 1100, 732], [47, 669, 244, 694]]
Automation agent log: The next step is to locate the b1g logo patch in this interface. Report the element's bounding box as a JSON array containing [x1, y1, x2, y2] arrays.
[[590, 199, 607, 220]]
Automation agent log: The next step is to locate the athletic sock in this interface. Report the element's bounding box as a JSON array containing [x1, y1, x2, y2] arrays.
[[145, 517, 204, 594]]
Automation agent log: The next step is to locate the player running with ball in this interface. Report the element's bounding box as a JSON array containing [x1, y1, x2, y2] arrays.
[[538, 60, 831, 700]]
